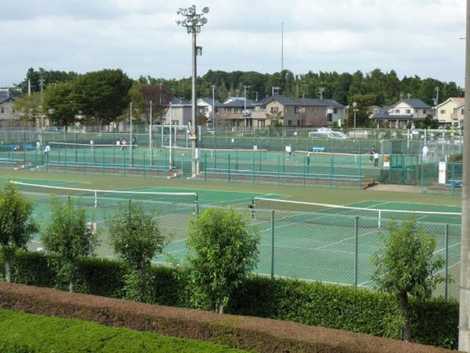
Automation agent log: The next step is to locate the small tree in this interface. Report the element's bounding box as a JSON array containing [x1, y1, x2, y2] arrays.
[[372, 218, 444, 341], [108, 201, 164, 302], [187, 208, 259, 314], [42, 198, 97, 292], [0, 185, 37, 282]]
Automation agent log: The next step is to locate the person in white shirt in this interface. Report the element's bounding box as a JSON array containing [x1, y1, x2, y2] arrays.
[[373, 151, 379, 167], [422, 145, 429, 161]]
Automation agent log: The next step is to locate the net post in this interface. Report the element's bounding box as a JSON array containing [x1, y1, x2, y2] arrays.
[[445, 223, 449, 301], [271, 209, 275, 280], [250, 197, 256, 219], [354, 216, 359, 288], [94, 191, 98, 209], [378, 210, 382, 229]]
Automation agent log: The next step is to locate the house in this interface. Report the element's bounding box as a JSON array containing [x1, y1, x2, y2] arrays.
[[197, 97, 222, 127], [215, 97, 258, 128], [434, 97, 465, 128], [0, 89, 21, 127], [162, 98, 192, 126], [216, 95, 346, 128], [371, 99, 432, 128]]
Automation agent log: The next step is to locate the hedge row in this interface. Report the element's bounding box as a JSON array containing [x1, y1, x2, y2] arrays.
[[0, 308, 249, 353], [5, 251, 460, 349], [0, 283, 456, 353]]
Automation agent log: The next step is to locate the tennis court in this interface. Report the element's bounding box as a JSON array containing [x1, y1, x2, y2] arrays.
[[6, 178, 462, 295], [0, 141, 382, 186], [160, 197, 461, 292]]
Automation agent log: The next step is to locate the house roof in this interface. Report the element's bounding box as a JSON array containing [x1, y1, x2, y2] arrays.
[[258, 95, 344, 108], [398, 99, 431, 109], [0, 91, 11, 104], [435, 97, 465, 109], [370, 109, 390, 120], [258, 95, 298, 107], [198, 97, 223, 107], [297, 98, 344, 108], [222, 98, 256, 108]]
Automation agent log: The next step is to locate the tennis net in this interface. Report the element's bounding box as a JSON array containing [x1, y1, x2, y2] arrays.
[[253, 197, 461, 229], [10, 181, 199, 214]]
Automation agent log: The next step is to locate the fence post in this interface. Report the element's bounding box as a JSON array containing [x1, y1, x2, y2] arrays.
[[228, 153, 231, 181], [445, 223, 449, 301], [354, 216, 359, 287], [271, 210, 275, 280]]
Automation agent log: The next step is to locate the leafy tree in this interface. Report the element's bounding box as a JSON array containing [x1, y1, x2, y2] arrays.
[[108, 201, 164, 302], [372, 218, 444, 341], [73, 69, 133, 126], [13, 93, 42, 124], [187, 208, 259, 314], [44, 81, 78, 127], [348, 94, 378, 127], [0, 185, 37, 283], [42, 198, 97, 292], [18, 67, 78, 94]]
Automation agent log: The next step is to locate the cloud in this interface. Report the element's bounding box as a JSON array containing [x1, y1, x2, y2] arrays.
[[0, 0, 465, 87]]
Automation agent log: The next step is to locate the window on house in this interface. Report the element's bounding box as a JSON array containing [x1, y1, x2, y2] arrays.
[[406, 109, 411, 114], [422, 109, 426, 114], [327, 113, 333, 122], [462, 109, 465, 115], [395, 109, 400, 114], [333, 108, 338, 114], [441, 110, 446, 114], [270, 107, 279, 114], [0, 107, 4, 114], [287, 120, 292, 126]]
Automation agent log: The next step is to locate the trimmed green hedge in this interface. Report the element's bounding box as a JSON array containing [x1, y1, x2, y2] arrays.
[[4, 251, 459, 349], [0, 308, 249, 353]]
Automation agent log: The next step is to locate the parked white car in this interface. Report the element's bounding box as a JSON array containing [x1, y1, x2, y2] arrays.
[[308, 128, 348, 140]]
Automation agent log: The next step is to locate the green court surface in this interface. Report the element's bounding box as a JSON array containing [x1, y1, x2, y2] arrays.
[[0, 169, 461, 295], [162, 199, 461, 289], [0, 145, 381, 185]]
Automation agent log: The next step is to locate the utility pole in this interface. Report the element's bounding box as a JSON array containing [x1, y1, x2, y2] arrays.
[[149, 100, 153, 167], [352, 102, 358, 129], [39, 78, 45, 130], [129, 102, 133, 166], [460, 0, 470, 350], [212, 84, 216, 130], [177, 5, 209, 177]]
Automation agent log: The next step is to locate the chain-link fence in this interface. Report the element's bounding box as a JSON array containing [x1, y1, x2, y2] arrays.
[[0, 127, 462, 191]]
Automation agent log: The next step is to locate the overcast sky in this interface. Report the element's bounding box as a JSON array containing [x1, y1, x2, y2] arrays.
[[0, 0, 466, 87]]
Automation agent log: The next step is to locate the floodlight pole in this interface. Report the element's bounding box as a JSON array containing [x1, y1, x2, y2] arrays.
[[212, 84, 216, 130], [149, 100, 153, 167], [460, 0, 470, 350], [177, 5, 209, 177], [191, 29, 198, 175]]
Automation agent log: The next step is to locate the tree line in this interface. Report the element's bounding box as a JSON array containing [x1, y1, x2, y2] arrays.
[[13, 67, 463, 128]]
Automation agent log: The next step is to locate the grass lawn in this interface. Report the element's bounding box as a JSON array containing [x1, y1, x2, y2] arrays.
[[0, 308, 249, 353]]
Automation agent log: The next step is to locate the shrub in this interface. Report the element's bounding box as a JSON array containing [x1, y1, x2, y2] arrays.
[[187, 208, 259, 313], [0, 284, 454, 353], [372, 219, 444, 341], [42, 197, 97, 292], [4, 251, 459, 349], [108, 201, 164, 302], [0, 184, 37, 283]]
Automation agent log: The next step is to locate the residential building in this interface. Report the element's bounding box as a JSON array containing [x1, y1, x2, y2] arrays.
[[371, 99, 432, 128], [434, 97, 465, 127], [197, 97, 221, 127], [162, 98, 192, 126], [215, 95, 346, 128], [0, 88, 21, 126]]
